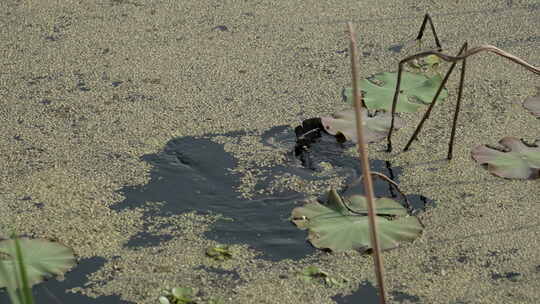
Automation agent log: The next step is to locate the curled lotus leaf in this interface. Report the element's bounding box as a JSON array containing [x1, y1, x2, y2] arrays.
[[523, 89, 540, 117], [342, 71, 448, 113], [0, 238, 76, 288], [291, 189, 423, 252], [471, 137, 540, 179], [320, 109, 403, 144]]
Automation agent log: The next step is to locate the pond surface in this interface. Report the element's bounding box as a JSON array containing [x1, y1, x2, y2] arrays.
[[112, 126, 433, 261], [0, 257, 133, 304]]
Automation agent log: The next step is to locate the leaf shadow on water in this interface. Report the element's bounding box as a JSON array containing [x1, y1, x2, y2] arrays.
[[0, 257, 133, 304], [333, 280, 421, 304], [111, 126, 433, 261]]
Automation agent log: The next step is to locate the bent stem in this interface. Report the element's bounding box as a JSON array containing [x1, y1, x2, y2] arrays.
[[387, 44, 540, 152], [416, 14, 442, 51], [403, 43, 468, 152], [447, 44, 468, 160], [356, 172, 413, 212], [347, 22, 387, 304]]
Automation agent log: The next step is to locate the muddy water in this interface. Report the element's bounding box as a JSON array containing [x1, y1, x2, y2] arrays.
[[112, 127, 433, 261], [0, 257, 134, 304]]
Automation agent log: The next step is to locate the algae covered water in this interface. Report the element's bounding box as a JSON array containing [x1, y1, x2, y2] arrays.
[[112, 126, 432, 260]]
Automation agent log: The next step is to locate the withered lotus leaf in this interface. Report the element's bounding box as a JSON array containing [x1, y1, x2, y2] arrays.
[[321, 110, 403, 144], [471, 137, 540, 179]]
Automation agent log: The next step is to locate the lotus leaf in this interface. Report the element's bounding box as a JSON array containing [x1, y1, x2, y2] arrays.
[[471, 137, 540, 179], [344, 195, 409, 216], [0, 238, 76, 288], [320, 109, 403, 144], [159, 296, 172, 304], [523, 89, 540, 117], [342, 71, 448, 112], [291, 189, 423, 252]]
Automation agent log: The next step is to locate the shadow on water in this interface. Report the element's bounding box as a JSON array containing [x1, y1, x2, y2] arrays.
[[0, 257, 133, 304], [112, 125, 433, 261], [333, 281, 380, 304], [333, 281, 420, 304]]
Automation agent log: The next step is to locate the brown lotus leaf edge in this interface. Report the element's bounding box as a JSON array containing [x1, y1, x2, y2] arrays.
[[321, 109, 403, 144], [471, 137, 540, 179]]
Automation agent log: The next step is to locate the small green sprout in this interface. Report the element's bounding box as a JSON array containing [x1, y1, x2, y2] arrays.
[[205, 245, 232, 261], [159, 287, 197, 304], [298, 266, 347, 287]]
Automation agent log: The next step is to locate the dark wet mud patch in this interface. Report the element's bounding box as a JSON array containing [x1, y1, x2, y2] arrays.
[[125, 231, 174, 248], [263, 125, 435, 212], [112, 127, 434, 261], [388, 44, 404, 53], [491, 271, 522, 282], [333, 281, 420, 304], [0, 257, 133, 304], [391, 290, 421, 303], [112, 135, 314, 260], [332, 281, 380, 304]]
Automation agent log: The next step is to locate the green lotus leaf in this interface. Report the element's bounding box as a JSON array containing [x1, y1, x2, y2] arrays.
[[0, 238, 76, 288], [291, 190, 423, 252], [344, 195, 409, 216], [523, 89, 540, 117], [171, 287, 197, 303], [320, 109, 403, 144], [159, 296, 172, 304], [292, 189, 345, 229], [471, 137, 540, 179], [343, 71, 448, 112]]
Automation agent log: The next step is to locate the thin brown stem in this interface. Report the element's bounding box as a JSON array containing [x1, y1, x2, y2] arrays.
[[355, 172, 413, 211], [386, 62, 404, 152], [399, 45, 540, 75], [347, 22, 387, 304], [447, 43, 468, 160], [404, 43, 468, 151], [416, 14, 442, 51], [387, 44, 540, 152]]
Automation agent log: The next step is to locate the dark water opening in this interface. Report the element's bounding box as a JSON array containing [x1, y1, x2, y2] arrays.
[[112, 126, 433, 261], [333, 281, 380, 304], [333, 281, 420, 304], [0, 257, 133, 304]]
